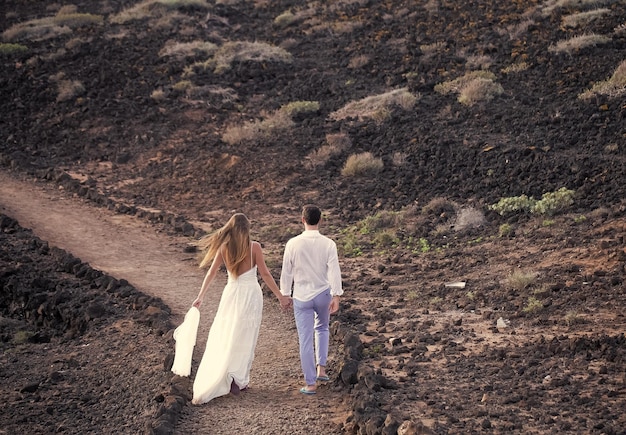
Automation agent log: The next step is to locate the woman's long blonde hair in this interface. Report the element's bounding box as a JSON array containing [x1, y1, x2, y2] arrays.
[[199, 213, 251, 277]]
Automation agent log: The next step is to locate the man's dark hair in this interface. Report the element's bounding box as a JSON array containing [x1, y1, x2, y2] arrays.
[[302, 205, 321, 225]]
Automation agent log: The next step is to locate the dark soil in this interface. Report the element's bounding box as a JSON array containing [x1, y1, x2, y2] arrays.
[[2, 0, 626, 433], [0, 214, 174, 434]]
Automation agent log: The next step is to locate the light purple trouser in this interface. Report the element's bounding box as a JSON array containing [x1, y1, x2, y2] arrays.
[[293, 289, 332, 386]]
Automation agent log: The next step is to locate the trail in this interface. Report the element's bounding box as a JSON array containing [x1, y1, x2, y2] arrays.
[[0, 170, 347, 434]]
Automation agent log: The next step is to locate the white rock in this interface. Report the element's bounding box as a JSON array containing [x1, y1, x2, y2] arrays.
[[496, 317, 510, 330]]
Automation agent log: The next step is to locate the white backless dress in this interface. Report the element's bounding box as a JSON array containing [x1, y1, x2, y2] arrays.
[[192, 246, 263, 404]]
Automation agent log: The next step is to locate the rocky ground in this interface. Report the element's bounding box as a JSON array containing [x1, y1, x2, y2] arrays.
[[1, 0, 626, 433]]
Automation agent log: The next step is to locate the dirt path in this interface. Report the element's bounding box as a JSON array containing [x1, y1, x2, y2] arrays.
[[0, 170, 348, 434]]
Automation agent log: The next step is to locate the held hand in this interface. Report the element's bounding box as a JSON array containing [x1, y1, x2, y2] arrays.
[[192, 298, 202, 309], [329, 296, 340, 314], [279, 295, 292, 309]]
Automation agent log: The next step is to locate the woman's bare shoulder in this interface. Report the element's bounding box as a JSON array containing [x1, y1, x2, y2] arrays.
[[251, 240, 262, 253]]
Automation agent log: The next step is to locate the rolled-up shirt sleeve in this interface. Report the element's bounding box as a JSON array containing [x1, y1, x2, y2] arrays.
[[327, 242, 343, 297], [280, 241, 294, 296]]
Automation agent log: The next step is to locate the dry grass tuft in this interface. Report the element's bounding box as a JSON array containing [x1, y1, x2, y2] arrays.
[[341, 152, 384, 177], [506, 270, 538, 291], [348, 54, 370, 69], [506, 19, 535, 39], [56, 79, 85, 102], [274, 9, 314, 28], [458, 78, 504, 106], [222, 101, 317, 145], [392, 151, 408, 166], [159, 40, 218, 59], [421, 197, 457, 217], [436, 71, 503, 106], [304, 133, 352, 169], [465, 54, 493, 70], [223, 110, 293, 145], [548, 33, 611, 54], [419, 41, 446, 56], [151, 89, 167, 101], [501, 62, 530, 74], [2, 11, 103, 41], [424, 0, 439, 13], [110, 0, 210, 24], [212, 41, 293, 73], [329, 88, 418, 123], [435, 70, 495, 94], [562, 8, 610, 28], [454, 207, 486, 231], [579, 59, 626, 100], [540, 0, 615, 16]]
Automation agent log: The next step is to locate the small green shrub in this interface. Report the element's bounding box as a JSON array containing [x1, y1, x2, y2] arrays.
[[0, 43, 28, 55], [564, 310, 581, 326], [489, 194, 534, 215], [358, 211, 402, 233], [498, 223, 512, 237], [530, 187, 575, 215], [407, 237, 431, 254], [172, 80, 193, 91], [373, 230, 399, 249], [53, 13, 103, 27], [339, 232, 363, 257], [522, 296, 543, 313], [274, 11, 296, 27], [363, 343, 385, 357], [13, 330, 33, 344], [406, 289, 419, 301], [429, 296, 443, 306], [280, 100, 320, 116], [341, 152, 384, 177], [489, 188, 575, 216]]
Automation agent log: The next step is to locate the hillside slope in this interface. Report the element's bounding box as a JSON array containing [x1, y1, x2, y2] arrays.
[[2, 0, 626, 433]]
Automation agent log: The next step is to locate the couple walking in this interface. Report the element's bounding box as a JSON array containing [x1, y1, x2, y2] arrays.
[[189, 205, 343, 404]]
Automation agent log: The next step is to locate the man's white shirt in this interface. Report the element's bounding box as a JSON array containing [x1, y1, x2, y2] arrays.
[[280, 230, 343, 301]]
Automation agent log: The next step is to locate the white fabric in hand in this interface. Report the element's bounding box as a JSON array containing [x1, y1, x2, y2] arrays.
[[171, 306, 200, 377]]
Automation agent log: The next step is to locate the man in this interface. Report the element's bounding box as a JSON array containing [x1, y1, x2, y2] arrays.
[[281, 205, 343, 395]]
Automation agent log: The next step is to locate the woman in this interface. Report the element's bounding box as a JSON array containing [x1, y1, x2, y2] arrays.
[[191, 213, 290, 405]]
